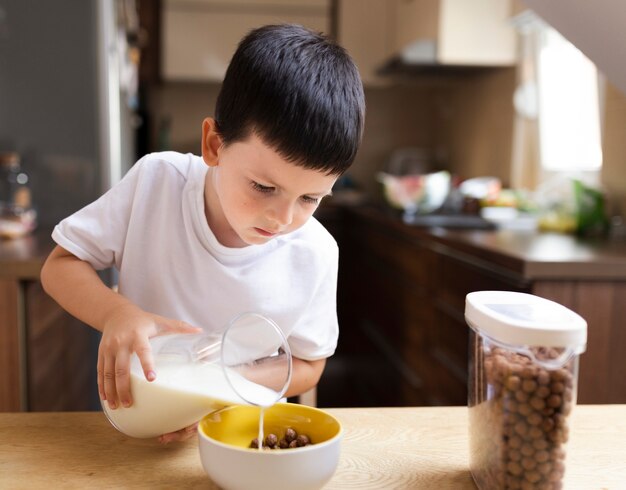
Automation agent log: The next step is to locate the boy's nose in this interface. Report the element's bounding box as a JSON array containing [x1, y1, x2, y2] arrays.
[[269, 200, 294, 227]]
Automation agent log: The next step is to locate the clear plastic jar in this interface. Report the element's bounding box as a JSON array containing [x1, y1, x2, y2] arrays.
[[465, 291, 587, 490], [0, 151, 37, 239]]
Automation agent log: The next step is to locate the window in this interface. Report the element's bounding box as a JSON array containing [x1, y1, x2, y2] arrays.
[[536, 27, 603, 172]]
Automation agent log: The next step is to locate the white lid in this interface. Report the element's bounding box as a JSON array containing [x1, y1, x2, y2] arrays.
[[465, 291, 587, 350]]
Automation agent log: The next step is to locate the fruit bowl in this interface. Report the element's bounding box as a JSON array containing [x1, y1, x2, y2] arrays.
[[378, 170, 451, 217]]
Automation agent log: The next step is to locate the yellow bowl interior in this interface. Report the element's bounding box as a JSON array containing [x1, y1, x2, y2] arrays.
[[199, 403, 341, 449]]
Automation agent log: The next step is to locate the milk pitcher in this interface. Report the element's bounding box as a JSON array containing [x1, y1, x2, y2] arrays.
[[102, 312, 292, 438]]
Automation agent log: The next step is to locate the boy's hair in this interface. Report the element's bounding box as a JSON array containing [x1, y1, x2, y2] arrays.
[[215, 24, 365, 175]]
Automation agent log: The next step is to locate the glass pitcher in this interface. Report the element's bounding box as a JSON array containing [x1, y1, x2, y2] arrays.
[[102, 312, 292, 438]]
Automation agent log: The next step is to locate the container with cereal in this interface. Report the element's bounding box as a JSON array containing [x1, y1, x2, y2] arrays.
[[465, 291, 587, 490]]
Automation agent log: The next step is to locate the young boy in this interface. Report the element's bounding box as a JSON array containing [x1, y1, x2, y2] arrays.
[[40, 24, 364, 443]]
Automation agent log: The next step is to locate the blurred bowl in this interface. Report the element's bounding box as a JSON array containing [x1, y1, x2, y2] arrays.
[[198, 403, 342, 490], [378, 170, 450, 215], [459, 176, 501, 200]]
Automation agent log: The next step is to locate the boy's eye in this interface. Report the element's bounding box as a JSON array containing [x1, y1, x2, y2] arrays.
[[251, 181, 274, 193], [251, 181, 321, 205], [301, 195, 320, 205]]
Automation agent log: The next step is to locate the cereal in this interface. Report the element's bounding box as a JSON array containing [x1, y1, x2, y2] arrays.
[[284, 427, 297, 443], [264, 433, 278, 448], [466, 290, 586, 490], [250, 427, 313, 450], [469, 344, 576, 490], [296, 434, 311, 447]]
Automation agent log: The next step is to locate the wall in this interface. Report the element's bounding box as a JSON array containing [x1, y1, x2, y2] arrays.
[[601, 83, 626, 215], [435, 68, 517, 185], [148, 68, 624, 214], [147, 82, 221, 154], [146, 80, 444, 198], [349, 82, 444, 197]]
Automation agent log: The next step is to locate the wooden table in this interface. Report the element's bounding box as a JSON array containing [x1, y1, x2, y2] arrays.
[[1, 405, 624, 489]]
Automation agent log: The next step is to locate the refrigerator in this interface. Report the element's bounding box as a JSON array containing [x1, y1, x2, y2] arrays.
[[0, 0, 138, 228], [0, 0, 139, 410]]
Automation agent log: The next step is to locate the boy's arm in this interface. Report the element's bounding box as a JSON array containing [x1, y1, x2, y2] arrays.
[[285, 357, 326, 398], [41, 245, 137, 334], [40, 245, 201, 408]]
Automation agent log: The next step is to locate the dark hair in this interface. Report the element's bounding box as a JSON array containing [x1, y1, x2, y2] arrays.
[[215, 24, 365, 175]]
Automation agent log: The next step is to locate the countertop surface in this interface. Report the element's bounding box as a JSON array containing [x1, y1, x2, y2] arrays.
[[4, 207, 626, 281], [0, 229, 54, 280], [343, 205, 626, 280], [1, 405, 624, 489]]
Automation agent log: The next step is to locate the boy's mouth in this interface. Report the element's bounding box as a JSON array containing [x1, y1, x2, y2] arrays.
[[254, 227, 278, 237]]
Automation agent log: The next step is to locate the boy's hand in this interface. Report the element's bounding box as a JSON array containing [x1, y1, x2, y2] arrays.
[[98, 304, 202, 409], [158, 423, 199, 444]]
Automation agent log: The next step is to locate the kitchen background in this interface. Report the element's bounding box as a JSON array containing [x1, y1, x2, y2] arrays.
[[1, 0, 626, 412]]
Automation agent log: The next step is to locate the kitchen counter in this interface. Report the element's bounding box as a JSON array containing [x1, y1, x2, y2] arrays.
[[319, 203, 626, 406], [5, 207, 626, 282], [0, 228, 54, 279], [1, 405, 624, 489], [344, 204, 626, 280], [5, 207, 626, 281]]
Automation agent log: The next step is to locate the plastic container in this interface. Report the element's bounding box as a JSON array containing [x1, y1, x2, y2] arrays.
[[102, 312, 292, 438], [465, 291, 587, 490], [0, 151, 37, 239]]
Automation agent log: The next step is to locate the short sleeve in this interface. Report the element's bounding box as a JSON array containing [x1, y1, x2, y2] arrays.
[[51, 156, 147, 270], [286, 238, 339, 361]]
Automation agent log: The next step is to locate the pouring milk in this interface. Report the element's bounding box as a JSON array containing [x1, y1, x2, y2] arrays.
[[102, 313, 292, 438]]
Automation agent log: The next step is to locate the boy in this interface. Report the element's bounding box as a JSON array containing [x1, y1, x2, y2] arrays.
[[40, 24, 365, 443]]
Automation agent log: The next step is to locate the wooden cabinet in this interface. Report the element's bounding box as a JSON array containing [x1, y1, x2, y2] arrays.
[[325, 205, 626, 407], [0, 233, 99, 412], [25, 282, 99, 411], [337, 0, 516, 85], [337, 207, 528, 406], [0, 277, 99, 412], [0, 279, 22, 411], [159, 0, 514, 85], [334, 208, 436, 405], [138, 0, 162, 85], [530, 281, 626, 404], [391, 0, 516, 65], [337, 0, 393, 86], [427, 248, 528, 404], [162, 0, 331, 81]]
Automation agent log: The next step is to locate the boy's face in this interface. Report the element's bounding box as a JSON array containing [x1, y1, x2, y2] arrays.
[[202, 119, 337, 248]]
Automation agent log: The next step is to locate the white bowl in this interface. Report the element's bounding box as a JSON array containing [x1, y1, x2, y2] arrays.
[[198, 403, 342, 490], [378, 170, 450, 214]]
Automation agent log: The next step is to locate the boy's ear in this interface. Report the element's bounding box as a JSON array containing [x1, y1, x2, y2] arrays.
[[201, 118, 222, 167]]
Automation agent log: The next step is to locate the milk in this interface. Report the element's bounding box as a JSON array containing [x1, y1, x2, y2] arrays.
[[102, 356, 278, 438], [258, 407, 265, 451]]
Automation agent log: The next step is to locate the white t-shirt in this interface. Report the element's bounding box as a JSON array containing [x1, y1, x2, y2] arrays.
[[52, 151, 339, 361]]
